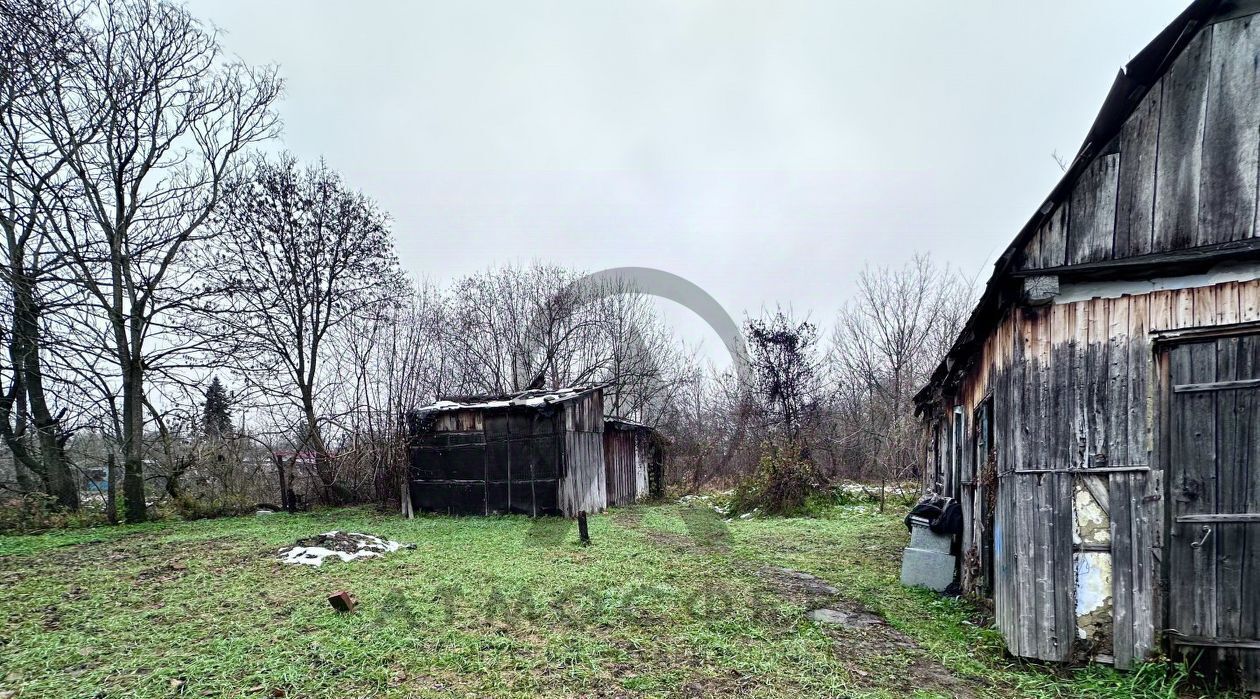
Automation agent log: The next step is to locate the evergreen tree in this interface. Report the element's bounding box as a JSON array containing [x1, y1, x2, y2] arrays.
[[202, 377, 233, 439]]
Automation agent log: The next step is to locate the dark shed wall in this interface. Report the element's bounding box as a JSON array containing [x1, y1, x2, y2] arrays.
[[410, 406, 565, 516], [1017, 13, 1260, 271]]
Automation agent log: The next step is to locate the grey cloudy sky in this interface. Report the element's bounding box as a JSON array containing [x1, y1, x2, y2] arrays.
[[188, 0, 1188, 363]]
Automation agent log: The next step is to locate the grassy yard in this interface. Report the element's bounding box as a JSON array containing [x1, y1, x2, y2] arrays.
[[0, 502, 1236, 698]]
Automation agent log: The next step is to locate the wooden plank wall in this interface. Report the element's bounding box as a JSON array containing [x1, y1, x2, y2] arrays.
[[943, 279, 1260, 665], [559, 391, 608, 515], [603, 429, 640, 507], [560, 431, 606, 514], [1018, 14, 1260, 270]]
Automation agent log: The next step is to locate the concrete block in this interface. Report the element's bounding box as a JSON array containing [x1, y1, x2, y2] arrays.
[[900, 548, 956, 592], [908, 523, 952, 554]]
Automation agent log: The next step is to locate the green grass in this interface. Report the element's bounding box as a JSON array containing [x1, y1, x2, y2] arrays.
[[0, 503, 1239, 698]]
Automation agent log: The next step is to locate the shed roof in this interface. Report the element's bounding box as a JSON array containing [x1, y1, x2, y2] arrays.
[[915, 0, 1227, 410], [604, 415, 649, 430], [415, 384, 606, 414]]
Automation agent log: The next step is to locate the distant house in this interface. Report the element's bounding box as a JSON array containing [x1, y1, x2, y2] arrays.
[[914, 0, 1260, 689], [408, 385, 624, 516]]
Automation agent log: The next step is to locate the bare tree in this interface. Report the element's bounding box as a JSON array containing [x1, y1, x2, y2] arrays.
[[208, 154, 405, 505], [0, 0, 97, 508], [440, 262, 684, 419], [33, 0, 281, 522], [745, 307, 822, 451], [331, 281, 445, 505], [829, 254, 972, 504]]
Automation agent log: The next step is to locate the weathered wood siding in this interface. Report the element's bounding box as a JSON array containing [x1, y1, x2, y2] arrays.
[[934, 279, 1260, 666], [1018, 13, 1260, 270], [558, 390, 607, 515], [1166, 335, 1260, 690], [603, 428, 644, 507]]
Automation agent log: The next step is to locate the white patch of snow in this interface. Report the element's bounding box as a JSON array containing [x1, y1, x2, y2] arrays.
[[277, 531, 408, 568], [415, 385, 604, 413]]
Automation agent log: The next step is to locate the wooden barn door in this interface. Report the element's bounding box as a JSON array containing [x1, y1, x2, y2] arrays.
[[1167, 335, 1260, 690]]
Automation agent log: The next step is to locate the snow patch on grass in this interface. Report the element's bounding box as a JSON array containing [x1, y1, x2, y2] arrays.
[[277, 531, 408, 567]]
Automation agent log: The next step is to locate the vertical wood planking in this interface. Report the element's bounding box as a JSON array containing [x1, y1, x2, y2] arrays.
[[1199, 16, 1260, 243], [1014, 472, 1038, 655], [1172, 342, 1219, 639], [1154, 30, 1213, 251], [1215, 281, 1242, 325], [1149, 289, 1173, 333], [1115, 84, 1163, 257], [1013, 312, 1029, 472], [1085, 300, 1110, 465], [1194, 285, 1218, 328], [1240, 281, 1260, 322], [1032, 308, 1052, 466], [1111, 472, 1135, 668], [1214, 338, 1244, 645], [1049, 304, 1072, 474], [1107, 296, 1131, 468], [1033, 474, 1054, 659], [1129, 297, 1152, 465], [1240, 336, 1260, 677], [1068, 153, 1121, 265], [1023, 229, 1042, 271], [1126, 297, 1156, 666], [1039, 204, 1070, 269], [1030, 311, 1056, 659], [1172, 288, 1196, 329], [1073, 303, 1090, 468]]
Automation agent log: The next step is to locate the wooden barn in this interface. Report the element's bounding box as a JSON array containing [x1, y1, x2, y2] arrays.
[[602, 417, 664, 506], [407, 385, 608, 517], [914, 0, 1260, 688]]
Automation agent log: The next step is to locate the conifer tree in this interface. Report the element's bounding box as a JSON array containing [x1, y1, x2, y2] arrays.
[[202, 377, 233, 439]]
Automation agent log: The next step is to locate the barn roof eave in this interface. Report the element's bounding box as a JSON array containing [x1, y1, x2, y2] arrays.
[[913, 0, 1226, 412]]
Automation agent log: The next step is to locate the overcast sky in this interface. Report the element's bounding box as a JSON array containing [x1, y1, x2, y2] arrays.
[[188, 0, 1189, 364]]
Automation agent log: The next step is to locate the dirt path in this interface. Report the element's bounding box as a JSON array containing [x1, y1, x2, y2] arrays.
[[757, 565, 992, 698]]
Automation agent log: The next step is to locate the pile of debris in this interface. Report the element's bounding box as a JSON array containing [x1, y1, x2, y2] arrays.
[[277, 531, 411, 567]]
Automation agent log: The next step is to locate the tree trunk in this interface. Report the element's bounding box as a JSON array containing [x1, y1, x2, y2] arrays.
[[275, 452, 289, 512], [106, 453, 117, 525], [1, 259, 77, 509], [121, 361, 147, 523]]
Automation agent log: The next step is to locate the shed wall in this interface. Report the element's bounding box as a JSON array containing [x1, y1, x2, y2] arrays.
[[558, 391, 607, 515], [603, 428, 647, 506], [409, 388, 609, 516]]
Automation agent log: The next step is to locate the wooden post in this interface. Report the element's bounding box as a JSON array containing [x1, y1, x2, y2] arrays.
[[106, 453, 117, 525], [577, 511, 591, 546], [400, 477, 413, 519]]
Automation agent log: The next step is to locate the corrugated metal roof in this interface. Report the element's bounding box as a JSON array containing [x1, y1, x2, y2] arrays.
[[415, 384, 606, 413]]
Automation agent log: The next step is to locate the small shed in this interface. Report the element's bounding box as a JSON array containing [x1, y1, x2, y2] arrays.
[[406, 385, 608, 516], [603, 417, 663, 506]]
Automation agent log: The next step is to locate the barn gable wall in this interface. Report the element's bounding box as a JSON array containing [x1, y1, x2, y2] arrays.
[[1017, 13, 1260, 272]]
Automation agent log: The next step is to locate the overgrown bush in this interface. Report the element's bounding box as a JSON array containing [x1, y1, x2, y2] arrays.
[[170, 494, 257, 521], [0, 493, 111, 534], [730, 444, 822, 516]]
